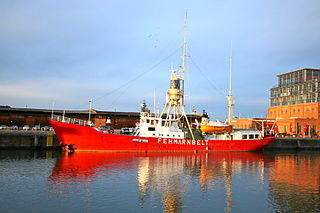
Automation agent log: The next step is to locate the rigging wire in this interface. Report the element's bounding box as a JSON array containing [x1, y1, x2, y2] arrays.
[[186, 65, 194, 124], [188, 53, 227, 98], [74, 46, 181, 109]]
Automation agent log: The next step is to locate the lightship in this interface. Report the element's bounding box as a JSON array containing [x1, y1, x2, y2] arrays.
[[50, 13, 274, 152]]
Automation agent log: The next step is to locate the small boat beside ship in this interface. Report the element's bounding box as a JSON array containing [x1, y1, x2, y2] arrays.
[[49, 14, 274, 152]]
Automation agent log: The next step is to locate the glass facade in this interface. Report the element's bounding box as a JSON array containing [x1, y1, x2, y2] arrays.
[[270, 69, 320, 106]]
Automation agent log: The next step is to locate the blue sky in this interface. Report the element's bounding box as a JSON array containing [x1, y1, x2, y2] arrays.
[[1, 0, 319, 120]]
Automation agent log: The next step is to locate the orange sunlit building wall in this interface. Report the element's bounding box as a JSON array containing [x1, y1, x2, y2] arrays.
[[230, 118, 275, 131], [267, 68, 320, 137], [268, 103, 320, 119]]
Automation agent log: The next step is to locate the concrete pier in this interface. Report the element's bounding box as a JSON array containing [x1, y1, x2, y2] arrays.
[[265, 137, 320, 150], [0, 130, 60, 149]]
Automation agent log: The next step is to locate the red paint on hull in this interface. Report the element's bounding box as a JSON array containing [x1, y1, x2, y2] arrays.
[[50, 120, 274, 152]]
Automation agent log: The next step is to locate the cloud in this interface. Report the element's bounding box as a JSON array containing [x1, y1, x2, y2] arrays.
[[0, 78, 102, 108], [0, 8, 48, 40], [0, 0, 319, 118], [0, 79, 82, 99]]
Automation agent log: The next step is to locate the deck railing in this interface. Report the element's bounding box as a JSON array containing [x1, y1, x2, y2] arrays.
[[51, 115, 89, 126]]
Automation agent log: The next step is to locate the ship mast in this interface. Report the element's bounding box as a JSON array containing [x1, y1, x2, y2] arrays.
[[160, 11, 194, 138], [181, 11, 187, 105], [227, 42, 234, 125]]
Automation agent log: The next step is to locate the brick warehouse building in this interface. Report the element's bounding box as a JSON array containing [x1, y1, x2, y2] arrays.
[[0, 106, 200, 130], [267, 68, 320, 137], [0, 106, 140, 129]]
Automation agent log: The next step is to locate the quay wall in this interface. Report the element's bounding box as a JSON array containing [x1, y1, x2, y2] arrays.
[[0, 131, 60, 149], [265, 137, 320, 150]]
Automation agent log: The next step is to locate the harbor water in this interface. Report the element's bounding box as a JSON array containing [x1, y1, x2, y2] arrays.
[[0, 150, 319, 213]]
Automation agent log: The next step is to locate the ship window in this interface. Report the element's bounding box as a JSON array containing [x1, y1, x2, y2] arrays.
[[148, 127, 156, 131], [242, 135, 247, 139], [249, 134, 254, 139], [153, 133, 155, 136], [173, 135, 175, 137], [167, 134, 169, 137], [255, 134, 259, 139]]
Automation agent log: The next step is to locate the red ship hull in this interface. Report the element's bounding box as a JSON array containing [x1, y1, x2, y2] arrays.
[[50, 120, 274, 152]]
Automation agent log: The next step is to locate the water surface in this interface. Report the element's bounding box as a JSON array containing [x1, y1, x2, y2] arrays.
[[0, 150, 319, 212]]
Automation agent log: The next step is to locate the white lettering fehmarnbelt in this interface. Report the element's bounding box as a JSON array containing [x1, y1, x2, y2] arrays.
[[157, 138, 208, 146], [132, 139, 148, 143]]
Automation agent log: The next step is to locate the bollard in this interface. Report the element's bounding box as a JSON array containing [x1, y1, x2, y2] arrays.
[[47, 134, 53, 147], [34, 135, 39, 147]]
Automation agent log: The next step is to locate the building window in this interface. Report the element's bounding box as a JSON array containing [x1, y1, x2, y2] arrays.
[[312, 125, 316, 135]]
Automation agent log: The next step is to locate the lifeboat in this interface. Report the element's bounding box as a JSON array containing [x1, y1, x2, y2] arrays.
[[201, 124, 233, 133], [200, 110, 233, 133]]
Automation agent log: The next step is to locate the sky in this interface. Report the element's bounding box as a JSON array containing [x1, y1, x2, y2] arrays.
[[0, 0, 320, 120]]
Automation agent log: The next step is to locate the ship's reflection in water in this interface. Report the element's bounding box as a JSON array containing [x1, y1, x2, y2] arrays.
[[136, 153, 269, 213], [48, 152, 272, 212], [2, 150, 319, 212]]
